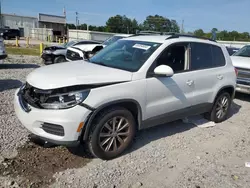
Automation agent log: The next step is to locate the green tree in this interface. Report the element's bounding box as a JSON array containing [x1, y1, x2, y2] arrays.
[[170, 20, 180, 32], [66, 23, 76, 29], [79, 24, 87, 30], [229, 30, 239, 41], [106, 15, 123, 33], [211, 28, 218, 33], [194, 29, 205, 37], [106, 15, 138, 33], [143, 15, 171, 32]]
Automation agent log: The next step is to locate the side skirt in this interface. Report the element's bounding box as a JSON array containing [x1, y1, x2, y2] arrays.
[[140, 103, 213, 130]]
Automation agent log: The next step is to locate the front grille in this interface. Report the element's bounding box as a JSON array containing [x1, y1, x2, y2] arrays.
[[42, 123, 65, 136], [66, 49, 82, 61]]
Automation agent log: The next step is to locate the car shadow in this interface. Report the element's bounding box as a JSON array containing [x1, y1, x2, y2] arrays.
[[235, 93, 250, 102], [126, 120, 196, 155], [228, 100, 241, 119], [0, 63, 40, 69], [0, 79, 22, 92], [28, 133, 94, 159]]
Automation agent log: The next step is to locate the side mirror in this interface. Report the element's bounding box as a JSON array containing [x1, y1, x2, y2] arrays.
[[154, 65, 174, 77]]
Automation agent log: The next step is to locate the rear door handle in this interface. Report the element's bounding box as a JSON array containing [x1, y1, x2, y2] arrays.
[[217, 75, 224, 80], [186, 80, 194, 86]]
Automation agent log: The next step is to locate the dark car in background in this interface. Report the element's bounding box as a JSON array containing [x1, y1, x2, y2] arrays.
[[226, 46, 240, 56], [0, 28, 20, 40]]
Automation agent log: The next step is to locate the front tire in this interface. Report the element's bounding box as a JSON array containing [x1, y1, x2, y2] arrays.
[[87, 107, 136, 160], [205, 92, 231, 123], [54, 56, 66, 64]]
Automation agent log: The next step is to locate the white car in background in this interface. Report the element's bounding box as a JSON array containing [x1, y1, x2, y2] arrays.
[[66, 34, 131, 61], [0, 34, 7, 63], [231, 45, 250, 94]]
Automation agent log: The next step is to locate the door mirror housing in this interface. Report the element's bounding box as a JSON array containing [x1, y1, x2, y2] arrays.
[[153, 65, 174, 77]]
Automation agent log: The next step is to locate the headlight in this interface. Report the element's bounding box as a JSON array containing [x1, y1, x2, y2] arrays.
[[40, 90, 90, 109], [43, 50, 52, 54]]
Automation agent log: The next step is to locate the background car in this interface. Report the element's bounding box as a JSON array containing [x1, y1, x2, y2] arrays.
[[226, 46, 240, 56], [41, 39, 101, 65], [230, 45, 250, 94], [0, 28, 20, 40], [66, 34, 132, 61]]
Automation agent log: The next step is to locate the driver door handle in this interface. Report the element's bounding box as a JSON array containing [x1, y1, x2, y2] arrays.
[[186, 80, 194, 86]]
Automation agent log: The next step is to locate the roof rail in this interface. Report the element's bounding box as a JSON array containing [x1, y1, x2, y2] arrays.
[[167, 34, 216, 42], [129, 31, 176, 37]]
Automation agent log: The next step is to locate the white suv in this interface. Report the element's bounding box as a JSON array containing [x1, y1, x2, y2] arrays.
[[230, 45, 250, 94], [14, 34, 236, 160]]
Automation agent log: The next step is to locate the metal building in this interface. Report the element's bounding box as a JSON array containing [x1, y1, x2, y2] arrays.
[[0, 13, 38, 37], [38, 13, 66, 36], [0, 13, 66, 39]]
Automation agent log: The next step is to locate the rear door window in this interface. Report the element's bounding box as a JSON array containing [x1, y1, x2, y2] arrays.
[[190, 43, 213, 70], [211, 45, 226, 67]]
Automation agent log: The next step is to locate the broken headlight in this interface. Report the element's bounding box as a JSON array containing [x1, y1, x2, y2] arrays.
[[40, 90, 90, 109]]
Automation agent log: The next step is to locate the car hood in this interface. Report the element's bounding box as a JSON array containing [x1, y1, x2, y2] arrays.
[[26, 61, 132, 90], [72, 44, 104, 52], [231, 56, 250, 69], [44, 45, 65, 51]]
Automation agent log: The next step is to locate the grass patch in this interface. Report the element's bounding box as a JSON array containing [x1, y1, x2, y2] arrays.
[[6, 46, 40, 56]]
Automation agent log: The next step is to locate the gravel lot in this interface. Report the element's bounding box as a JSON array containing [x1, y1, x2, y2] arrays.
[[0, 55, 250, 188]]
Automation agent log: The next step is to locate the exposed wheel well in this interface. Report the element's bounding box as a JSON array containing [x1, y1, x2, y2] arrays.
[[82, 100, 141, 141]]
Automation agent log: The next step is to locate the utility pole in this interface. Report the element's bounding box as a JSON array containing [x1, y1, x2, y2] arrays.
[[181, 19, 184, 34], [75, 12, 78, 30]]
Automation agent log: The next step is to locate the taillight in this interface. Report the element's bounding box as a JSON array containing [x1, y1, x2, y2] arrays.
[[234, 68, 238, 76]]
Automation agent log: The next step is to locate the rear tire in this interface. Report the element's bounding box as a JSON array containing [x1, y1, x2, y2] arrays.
[[87, 107, 136, 160], [54, 56, 66, 64], [205, 92, 231, 123]]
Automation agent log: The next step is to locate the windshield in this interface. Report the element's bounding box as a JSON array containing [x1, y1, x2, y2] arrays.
[[233, 45, 250, 57], [102, 36, 125, 46], [89, 40, 161, 72], [63, 40, 77, 48]]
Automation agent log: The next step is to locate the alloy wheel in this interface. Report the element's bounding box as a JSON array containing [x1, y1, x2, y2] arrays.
[[215, 96, 229, 119], [99, 116, 130, 152]]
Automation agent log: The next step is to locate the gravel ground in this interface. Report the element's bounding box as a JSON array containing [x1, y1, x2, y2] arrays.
[[0, 55, 250, 188]]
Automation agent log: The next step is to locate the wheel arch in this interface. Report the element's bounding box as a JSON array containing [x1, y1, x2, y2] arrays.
[[213, 85, 235, 103], [81, 99, 142, 141]]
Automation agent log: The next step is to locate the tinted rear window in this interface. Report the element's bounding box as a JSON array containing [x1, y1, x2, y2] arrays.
[[190, 43, 225, 70], [190, 43, 213, 70], [212, 45, 226, 67]]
